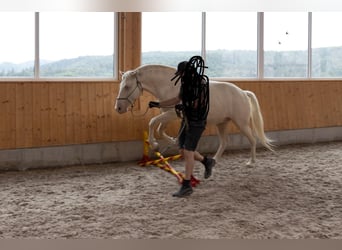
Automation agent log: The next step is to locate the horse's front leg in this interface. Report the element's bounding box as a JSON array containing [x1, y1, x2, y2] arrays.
[[148, 111, 175, 150], [156, 111, 179, 144]]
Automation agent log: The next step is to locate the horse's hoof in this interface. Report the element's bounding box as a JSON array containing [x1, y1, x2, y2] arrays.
[[246, 160, 255, 166], [151, 141, 159, 151], [171, 138, 178, 144]]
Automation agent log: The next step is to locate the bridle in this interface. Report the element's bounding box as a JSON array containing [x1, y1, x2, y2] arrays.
[[116, 72, 143, 107]]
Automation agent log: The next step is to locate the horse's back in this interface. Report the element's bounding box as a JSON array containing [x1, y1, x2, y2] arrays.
[[208, 81, 251, 123], [209, 81, 248, 103]]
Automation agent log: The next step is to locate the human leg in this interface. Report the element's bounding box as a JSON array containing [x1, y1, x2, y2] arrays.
[[183, 149, 195, 180], [173, 123, 205, 197], [193, 151, 216, 179], [172, 149, 194, 197]]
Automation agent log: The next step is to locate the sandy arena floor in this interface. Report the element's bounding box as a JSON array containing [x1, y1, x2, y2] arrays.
[[0, 141, 341, 239]]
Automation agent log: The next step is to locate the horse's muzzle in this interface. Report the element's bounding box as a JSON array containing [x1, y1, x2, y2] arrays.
[[114, 101, 125, 114]]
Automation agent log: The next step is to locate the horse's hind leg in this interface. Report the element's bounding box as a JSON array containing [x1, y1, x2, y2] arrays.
[[238, 123, 257, 166], [213, 122, 228, 162]]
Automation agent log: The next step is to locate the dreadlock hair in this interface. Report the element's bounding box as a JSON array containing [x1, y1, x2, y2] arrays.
[[180, 56, 210, 121]]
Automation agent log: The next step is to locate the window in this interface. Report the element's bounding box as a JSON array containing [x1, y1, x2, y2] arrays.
[[0, 12, 117, 79], [144, 12, 342, 79], [312, 12, 342, 78], [141, 12, 202, 66], [206, 12, 257, 78], [264, 12, 308, 78], [40, 12, 115, 78], [0, 12, 35, 77]]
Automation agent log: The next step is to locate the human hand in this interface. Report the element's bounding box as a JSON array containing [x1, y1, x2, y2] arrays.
[[175, 103, 184, 111]]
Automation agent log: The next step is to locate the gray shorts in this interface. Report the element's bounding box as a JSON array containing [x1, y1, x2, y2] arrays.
[[178, 120, 206, 151]]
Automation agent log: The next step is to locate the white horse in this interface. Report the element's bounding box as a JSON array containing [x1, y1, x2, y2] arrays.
[[115, 64, 274, 165]]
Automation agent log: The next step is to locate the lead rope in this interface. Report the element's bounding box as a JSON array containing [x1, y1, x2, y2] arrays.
[[129, 105, 150, 118]]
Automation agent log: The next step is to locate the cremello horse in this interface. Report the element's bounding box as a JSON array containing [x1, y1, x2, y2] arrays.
[[115, 64, 274, 165]]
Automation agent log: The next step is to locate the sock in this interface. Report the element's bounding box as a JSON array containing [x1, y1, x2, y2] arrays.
[[182, 179, 191, 187], [201, 156, 208, 165]]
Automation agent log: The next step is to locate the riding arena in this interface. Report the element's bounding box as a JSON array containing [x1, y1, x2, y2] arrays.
[[0, 13, 342, 239]]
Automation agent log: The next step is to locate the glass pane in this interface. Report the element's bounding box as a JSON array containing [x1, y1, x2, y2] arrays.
[[206, 12, 257, 78], [312, 12, 342, 78], [264, 12, 308, 78], [0, 12, 34, 78], [40, 12, 115, 78], [141, 12, 202, 67]]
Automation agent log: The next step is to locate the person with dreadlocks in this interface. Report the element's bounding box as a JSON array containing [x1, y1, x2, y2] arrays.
[[148, 56, 216, 197]]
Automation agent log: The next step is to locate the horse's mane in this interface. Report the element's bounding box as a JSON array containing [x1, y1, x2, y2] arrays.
[[136, 64, 176, 72], [121, 64, 176, 80]]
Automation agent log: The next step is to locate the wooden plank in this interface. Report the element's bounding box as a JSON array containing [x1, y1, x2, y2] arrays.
[[56, 83, 66, 144], [0, 84, 15, 148], [286, 83, 299, 129], [7, 84, 17, 148], [261, 83, 277, 131], [15, 83, 25, 148], [72, 83, 82, 143], [95, 83, 105, 141], [313, 81, 326, 127], [32, 83, 43, 146], [48, 83, 58, 145], [87, 83, 98, 142], [324, 82, 339, 126], [276, 83, 289, 130], [40, 83, 51, 145], [65, 83, 75, 144], [80, 83, 90, 143], [23, 83, 33, 147], [103, 82, 114, 141], [332, 82, 342, 125], [302, 82, 316, 128]]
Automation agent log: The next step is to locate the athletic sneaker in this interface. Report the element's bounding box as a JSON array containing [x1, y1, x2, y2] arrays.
[[203, 157, 216, 179], [172, 184, 193, 197]]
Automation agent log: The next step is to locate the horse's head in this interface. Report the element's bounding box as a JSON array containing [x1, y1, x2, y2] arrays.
[[115, 70, 142, 114]]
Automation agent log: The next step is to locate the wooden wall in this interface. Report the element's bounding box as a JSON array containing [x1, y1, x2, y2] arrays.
[[0, 80, 341, 150], [0, 12, 341, 150], [0, 81, 151, 149], [234, 80, 342, 131]]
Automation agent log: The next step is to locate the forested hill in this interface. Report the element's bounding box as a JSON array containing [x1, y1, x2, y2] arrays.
[[1, 46, 342, 77], [0, 56, 114, 77]]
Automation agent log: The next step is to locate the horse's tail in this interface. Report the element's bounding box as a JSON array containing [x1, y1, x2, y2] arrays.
[[245, 91, 275, 152]]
